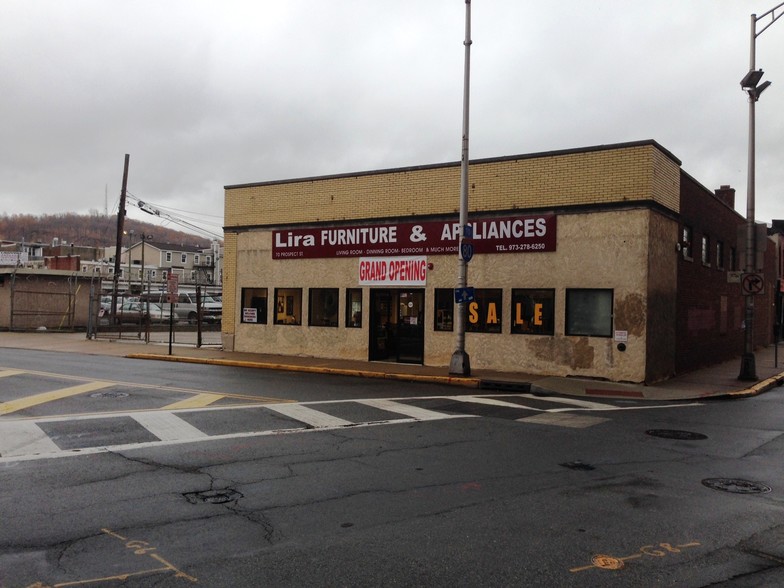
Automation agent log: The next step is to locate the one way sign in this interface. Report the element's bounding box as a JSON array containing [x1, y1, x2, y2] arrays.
[[454, 287, 475, 303]]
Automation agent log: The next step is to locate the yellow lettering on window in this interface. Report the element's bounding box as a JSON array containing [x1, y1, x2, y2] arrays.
[[468, 302, 479, 324], [534, 303, 543, 325], [515, 302, 524, 325], [487, 303, 498, 324]]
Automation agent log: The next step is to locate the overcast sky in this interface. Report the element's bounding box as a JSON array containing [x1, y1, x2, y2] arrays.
[[2, 1, 782, 239]]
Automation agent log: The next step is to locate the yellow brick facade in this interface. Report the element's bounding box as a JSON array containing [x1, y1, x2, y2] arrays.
[[225, 142, 680, 228]]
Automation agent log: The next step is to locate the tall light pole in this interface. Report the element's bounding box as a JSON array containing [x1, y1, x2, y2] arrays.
[[738, 2, 782, 381], [126, 229, 135, 296], [449, 0, 472, 376]]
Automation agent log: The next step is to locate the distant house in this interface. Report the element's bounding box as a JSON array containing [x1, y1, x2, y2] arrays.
[[121, 240, 221, 293]]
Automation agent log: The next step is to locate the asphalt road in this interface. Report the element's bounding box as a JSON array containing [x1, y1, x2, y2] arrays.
[[1, 349, 783, 587]]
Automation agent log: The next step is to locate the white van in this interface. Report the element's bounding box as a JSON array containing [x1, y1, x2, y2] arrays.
[[140, 291, 222, 324]]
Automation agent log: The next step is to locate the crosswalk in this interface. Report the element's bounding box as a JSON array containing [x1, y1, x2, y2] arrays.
[[0, 366, 702, 463]]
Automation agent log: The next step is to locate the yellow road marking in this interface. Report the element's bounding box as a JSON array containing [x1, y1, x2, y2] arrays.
[[0, 381, 113, 416], [162, 392, 226, 410], [0, 369, 25, 378]]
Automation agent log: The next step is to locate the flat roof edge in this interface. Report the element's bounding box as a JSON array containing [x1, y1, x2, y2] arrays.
[[224, 140, 681, 191]]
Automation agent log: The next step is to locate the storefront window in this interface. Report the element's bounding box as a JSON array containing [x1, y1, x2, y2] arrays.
[[346, 288, 362, 328], [308, 288, 338, 327], [241, 287, 268, 324], [565, 288, 613, 337], [511, 289, 554, 335], [466, 288, 502, 334], [434, 289, 454, 331], [274, 288, 302, 325]]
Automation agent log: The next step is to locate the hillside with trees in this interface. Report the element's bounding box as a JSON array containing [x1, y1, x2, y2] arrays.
[[0, 212, 217, 249]]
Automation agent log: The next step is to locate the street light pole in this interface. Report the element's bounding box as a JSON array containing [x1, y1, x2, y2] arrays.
[[738, 2, 782, 381], [449, 0, 472, 376]]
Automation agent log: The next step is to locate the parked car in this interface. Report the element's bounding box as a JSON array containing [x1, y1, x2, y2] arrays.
[[140, 292, 221, 324], [114, 301, 174, 324]]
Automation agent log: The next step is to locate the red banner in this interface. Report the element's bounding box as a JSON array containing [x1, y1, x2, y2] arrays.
[[272, 214, 556, 260]]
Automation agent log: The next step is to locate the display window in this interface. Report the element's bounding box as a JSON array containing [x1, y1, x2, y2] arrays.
[[346, 288, 363, 328], [565, 288, 613, 337], [434, 288, 454, 331], [466, 288, 502, 334], [241, 287, 268, 324], [511, 289, 554, 335], [274, 288, 302, 325]]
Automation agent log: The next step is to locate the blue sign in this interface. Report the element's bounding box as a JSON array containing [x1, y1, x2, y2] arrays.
[[460, 242, 474, 263], [454, 287, 475, 304]]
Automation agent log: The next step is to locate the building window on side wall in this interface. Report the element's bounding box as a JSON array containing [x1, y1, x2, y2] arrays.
[[181, 253, 187, 263], [466, 288, 503, 334], [241, 287, 268, 324], [434, 288, 454, 331], [511, 289, 555, 335], [716, 241, 724, 270], [682, 225, 693, 260], [274, 288, 302, 325], [165, 252, 172, 262], [346, 288, 362, 328], [701, 235, 711, 266], [566, 289, 613, 337], [308, 288, 338, 327]]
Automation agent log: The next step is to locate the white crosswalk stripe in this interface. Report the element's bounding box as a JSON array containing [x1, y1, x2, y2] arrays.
[[0, 394, 701, 463]]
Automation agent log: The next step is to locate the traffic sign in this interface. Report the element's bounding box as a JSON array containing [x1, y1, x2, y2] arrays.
[[741, 273, 764, 295], [460, 241, 474, 263], [454, 287, 475, 303]]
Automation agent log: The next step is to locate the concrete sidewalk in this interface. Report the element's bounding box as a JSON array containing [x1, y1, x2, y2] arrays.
[[1, 331, 783, 401]]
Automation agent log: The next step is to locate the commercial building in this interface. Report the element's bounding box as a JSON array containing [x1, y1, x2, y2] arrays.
[[222, 140, 778, 383]]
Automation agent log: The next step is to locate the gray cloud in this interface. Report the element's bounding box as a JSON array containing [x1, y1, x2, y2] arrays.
[[1, 0, 782, 234]]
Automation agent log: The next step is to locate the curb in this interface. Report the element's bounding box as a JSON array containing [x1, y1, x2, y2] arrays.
[[712, 373, 784, 399], [125, 353, 482, 388]]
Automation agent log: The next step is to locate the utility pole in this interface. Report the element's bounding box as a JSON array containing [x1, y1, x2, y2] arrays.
[[449, 0, 472, 376], [111, 154, 130, 320]]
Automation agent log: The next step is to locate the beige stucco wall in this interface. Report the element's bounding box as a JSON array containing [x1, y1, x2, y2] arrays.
[[228, 208, 659, 382]]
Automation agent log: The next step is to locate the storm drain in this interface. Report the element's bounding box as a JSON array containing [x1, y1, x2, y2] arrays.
[[702, 478, 771, 494], [646, 429, 707, 440], [183, 488, 243, 504]]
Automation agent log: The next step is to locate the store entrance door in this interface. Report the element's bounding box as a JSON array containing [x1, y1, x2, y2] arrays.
[[369, 289, 425, 364]]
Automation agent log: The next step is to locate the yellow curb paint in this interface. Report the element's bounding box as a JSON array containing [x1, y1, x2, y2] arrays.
[[0, 369, 25, 378], [162, 393, 225, 410], [125, 354, 482, 388], [0, 381, 114, 415]]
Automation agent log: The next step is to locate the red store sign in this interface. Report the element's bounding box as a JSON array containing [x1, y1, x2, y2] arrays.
[[272, 214, 556, 260]]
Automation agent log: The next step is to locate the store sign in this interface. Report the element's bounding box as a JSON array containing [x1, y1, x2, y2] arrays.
[[0, 252, 28, 266], [358, 256, 428, 286], [272, 214, 556, 260]]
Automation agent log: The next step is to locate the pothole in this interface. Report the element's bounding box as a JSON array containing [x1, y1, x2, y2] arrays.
[[646, 429, 707, 440], [90, 391, 130, 398], [559, 460, 595, 471], [183, 488, 243, 504], [702, 478, 771, 494]]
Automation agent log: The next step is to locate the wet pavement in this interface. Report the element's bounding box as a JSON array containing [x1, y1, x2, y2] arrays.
[[1, 331, 783, 401]]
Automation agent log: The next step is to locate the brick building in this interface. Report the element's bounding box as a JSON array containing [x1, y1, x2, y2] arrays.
[[221, 140, 778, 383]]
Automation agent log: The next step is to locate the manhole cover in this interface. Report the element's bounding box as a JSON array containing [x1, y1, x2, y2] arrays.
[[559, 460, 595, 471], [702, 478, 771, 494], [646, 429, 707, 440], [184, 488, 243, 504], [89, 391, 129, 398]]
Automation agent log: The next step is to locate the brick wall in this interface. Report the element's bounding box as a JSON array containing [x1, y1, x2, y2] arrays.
[[676, 172, 775, 373]]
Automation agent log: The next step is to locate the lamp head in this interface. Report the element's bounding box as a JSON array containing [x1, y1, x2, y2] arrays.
[[741, 69, 765, 89]]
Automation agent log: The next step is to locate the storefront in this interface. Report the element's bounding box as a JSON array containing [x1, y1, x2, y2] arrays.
[[223, 140, 776, 383]]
